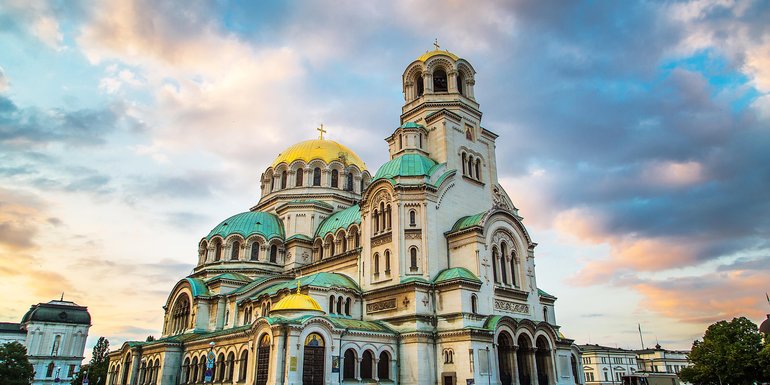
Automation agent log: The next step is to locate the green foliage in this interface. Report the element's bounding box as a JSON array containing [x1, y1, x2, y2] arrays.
[[679, 317, 768, 385], [71, 337, 109, 385], [0, 341, 35, 385]]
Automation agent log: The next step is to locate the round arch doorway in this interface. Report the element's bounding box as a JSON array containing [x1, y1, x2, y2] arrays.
[[255, 334, 271, 385], [497, 332, 514, 385], [303, 333, 325, 385]]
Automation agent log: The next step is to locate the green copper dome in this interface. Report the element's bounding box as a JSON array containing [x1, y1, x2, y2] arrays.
[[373, 153, 438, 182], [206, 211, 284, 241], [315, 205, 361, 238]]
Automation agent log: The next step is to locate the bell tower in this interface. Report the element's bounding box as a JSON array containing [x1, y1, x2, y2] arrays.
[[399, 43, 498, 190]]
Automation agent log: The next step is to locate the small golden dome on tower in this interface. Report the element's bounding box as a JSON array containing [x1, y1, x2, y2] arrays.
[[271, 281, 323, 312]]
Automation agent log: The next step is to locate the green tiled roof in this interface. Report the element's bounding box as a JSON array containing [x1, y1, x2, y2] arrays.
[[185, 278, 211, 298], [286, 234, 313, 242], [538, 288, 556, 298], [400, 122, 424, 129], [232, 276, 275, 295], [206, 211, 284, 241], [315, 205, 360, 238], [432, 169, 454, 188], [206, 273, 252, 283], [326, 317, 394, 333], [434, 267, 482, 284], [373, 154, 438, 182], [252, 272, 361, 299], [450, 212, 486, 232], [482, 315, 504, 331], [400, 276, 430, 285]]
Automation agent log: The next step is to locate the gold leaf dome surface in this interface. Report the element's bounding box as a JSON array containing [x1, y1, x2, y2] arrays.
[[271, 139, 367, 170], [271, 292, 323, 312], [417, 49, 460, 62]]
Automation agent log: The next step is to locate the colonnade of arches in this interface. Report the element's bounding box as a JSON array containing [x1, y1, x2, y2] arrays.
[[328, 295, 352, 316], [496, 331, 556, 385], [461, 151, 483, 182], [491, 237, 521, 289], [313, 225, 360, 261], [137, 358, 161, 385], [341, 348, 392, 382], [199, 236, 282, 266], [403, 58, 476, 101], [263, 161, 371, 196], [180, 349, 249, 384]]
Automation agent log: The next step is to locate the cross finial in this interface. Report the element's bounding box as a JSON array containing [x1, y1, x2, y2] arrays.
[[60, 292, 64, 301], [433, 38, 440, 50], [317, 124, 327, 140], [296, 280, 301, 294]]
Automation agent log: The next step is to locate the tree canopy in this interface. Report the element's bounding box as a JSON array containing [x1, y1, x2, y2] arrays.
[[71, 337, 110, 385], [680, 317, 769, 385], [0, 341, 35, 385]]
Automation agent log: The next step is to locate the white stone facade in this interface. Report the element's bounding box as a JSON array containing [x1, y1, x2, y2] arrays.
[[107, 48, 581, 385], [1, 299, 91, 385]]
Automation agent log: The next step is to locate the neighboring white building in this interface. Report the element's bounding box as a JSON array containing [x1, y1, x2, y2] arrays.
[[578, 345, 637, 385], [106, 46, 583, 385], [635, 344, 690, 376], [0, 299, 91, 385]]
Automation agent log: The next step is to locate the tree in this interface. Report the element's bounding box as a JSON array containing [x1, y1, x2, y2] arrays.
[[71, 337, 109, 385], [0, 341, 35, 385], [680, 317, 768, 385]]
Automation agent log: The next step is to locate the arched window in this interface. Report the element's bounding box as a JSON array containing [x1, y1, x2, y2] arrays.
[[492, 247, 500, 283], [296, 168, 304, 187], [281, 171, 287, 189], [214, 240, 222, 261], [415, 73, 424, 97], [190, 358, 198, 383], [329, 295, 335, 314], [419, 133, 423, 148], [51, 335, 61, 355], [510, 249, 517, 286], [269, 245, 278, 263], [384, 250, 391, 273], [379, 351, 391, 380], [216, 353, 225, 381], [182, 357, 190, 384], [226, 352, 235, 381], [543, 306, 548, 322], [399, 134, 403, 149], [360, 179, 365, 193], [444, 349, 454, 364], [475, 159, 481, 180], [386, 204, 392, 229], [331, 169, 339, 188], [410, 248, 418, 271], [340, 232, 347, 253], [343, 349, 356, 380], [270, 176, 275, 192], [467, 156, 474, 178], [457, 72, 464, 95], [373, 210, 380, 233], [346, 173, 354, 191], [409, 210, 416, 226], [345, 297, 351, 316], [433, 69, 448, 92], [238, 350, 248, 381], [471, 295, 478, 314], [313, 167, 321, 186], [462, 153, 467, 175], [46, 362, 55, 377], [379, 202, 386, 231], [374, 253, 380, 275], [354, 231, 360, 248], [170, 294, 190, 335], [337, 296, 343, 314], [362, 350, 374, 379], [250, 242, 260, 261], [328, 236, 336, 256], [500, 248, 509, 285], [231, 241, 240, 260]]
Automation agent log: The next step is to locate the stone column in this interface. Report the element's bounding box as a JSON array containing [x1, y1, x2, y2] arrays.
[[511, 346, 520, 385], [215, 298, 226, 330], [355, 357, 362, 381], [373, 357, 379, 381], [448, 71, 458, 93], [529, 348, 539, 385], [423, 72, 432, 93]]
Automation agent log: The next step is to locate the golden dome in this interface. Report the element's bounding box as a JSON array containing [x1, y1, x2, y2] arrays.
[[271, 139, 367, 170], [272, 292, 323, 312], [417, 49, 459, 62]]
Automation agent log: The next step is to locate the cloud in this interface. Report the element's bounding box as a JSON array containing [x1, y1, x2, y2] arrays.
[[0, 187, 46, 251], [0, 67, 8, 92]]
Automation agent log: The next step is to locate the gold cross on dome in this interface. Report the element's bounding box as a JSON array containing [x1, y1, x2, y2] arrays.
[[317, 124, 327, 140], [296, 280, 301, 294], [433, 38, 440, 50]]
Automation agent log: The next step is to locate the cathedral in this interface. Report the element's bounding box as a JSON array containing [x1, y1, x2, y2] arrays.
[[106, 48, 582, 385]]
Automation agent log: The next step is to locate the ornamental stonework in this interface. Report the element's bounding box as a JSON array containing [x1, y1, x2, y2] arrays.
[[366, 298, 397, 313], [371, 233, 392, 247], [494, 299, 529, 315]]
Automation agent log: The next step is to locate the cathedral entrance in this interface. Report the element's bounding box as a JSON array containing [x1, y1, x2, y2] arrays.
[[302, 333, 325, 385], [517, 336, 533, 385], [497, 332, 514, 385], [256, 335, 270, 385], [535, 337, 551, 385]]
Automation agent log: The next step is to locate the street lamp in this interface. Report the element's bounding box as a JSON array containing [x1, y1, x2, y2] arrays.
[[55, 366, 61, 383], [205, 341, 215, 383]]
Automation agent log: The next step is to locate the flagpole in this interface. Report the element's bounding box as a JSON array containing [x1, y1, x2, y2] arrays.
[[638, 323, 645, 349]]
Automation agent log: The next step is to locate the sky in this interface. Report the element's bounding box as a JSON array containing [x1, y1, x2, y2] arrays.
[[1, 0, 769, 356]]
